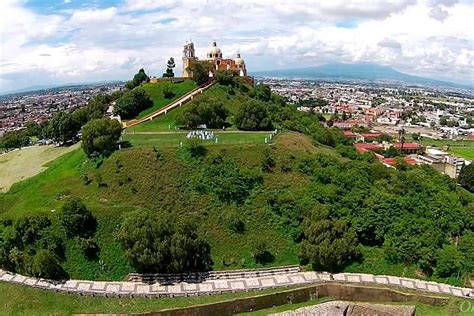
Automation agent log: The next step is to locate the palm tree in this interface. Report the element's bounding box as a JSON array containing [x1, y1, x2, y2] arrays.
[[398, 128, 406, 152]]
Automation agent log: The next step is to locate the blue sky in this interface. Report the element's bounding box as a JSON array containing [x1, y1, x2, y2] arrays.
[[0, 0, 473, 92]]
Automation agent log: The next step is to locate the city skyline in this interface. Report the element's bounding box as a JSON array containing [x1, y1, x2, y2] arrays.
[[1, 0, 473, 93]]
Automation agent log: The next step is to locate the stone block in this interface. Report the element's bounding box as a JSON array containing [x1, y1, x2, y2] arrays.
[[230, 281, 245, 290], [346, 275, 361, 283], [245, 279, 261, 288], [374, 277, 388, 285]]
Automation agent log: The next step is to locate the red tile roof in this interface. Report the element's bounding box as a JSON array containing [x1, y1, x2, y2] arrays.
[[354, 143, 383, 153], [383, 157, 417, 166], [361, 133, 382, 138], [393, 143, 422, 150]]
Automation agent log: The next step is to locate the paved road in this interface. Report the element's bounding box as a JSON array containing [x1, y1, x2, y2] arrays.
[[0, 268, 472, 299]]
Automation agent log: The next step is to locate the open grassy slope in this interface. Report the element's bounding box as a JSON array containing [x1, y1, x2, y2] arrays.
[[134, 80, 196, 119], [123, 131, 274, 147], [0, 144, 79, 192], [127, 84, 242, 133], [449, 147, 474, 160]]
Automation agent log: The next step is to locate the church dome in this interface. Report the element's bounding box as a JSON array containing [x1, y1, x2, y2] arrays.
[[208, 41, 222, 58], [234, 53, 245, 66]]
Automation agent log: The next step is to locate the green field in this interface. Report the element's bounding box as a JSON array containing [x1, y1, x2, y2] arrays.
[[122, 131, 275, 147], [449, 148, 474, 160], [134, 80, 196, 119], [409, 136, 474, 149], [0, 144, 79, 192]]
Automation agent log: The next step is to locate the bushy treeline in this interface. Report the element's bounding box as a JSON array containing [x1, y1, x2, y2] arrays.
[[268, 152, 473, 277], [0, 198, 97, 279], [117, 211, 212, 273]]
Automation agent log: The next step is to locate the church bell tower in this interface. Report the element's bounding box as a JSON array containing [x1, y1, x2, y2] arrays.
[[182, 41, 197, 78]]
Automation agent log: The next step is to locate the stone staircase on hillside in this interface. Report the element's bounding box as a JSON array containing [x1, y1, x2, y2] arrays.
[[126, 265, 301, 284], [122, 80, 216, 129]]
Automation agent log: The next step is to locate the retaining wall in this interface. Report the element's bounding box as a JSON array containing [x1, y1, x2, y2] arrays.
[[0, 268, 472, 300]]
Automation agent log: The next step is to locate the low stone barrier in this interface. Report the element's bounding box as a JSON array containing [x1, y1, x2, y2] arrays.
[[137, 283, 447, 316], [0, 268, 472, 300], [126, 265, 301, 283]]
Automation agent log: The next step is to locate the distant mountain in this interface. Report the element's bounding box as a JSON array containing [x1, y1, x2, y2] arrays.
[[254, 63, 473, 90]]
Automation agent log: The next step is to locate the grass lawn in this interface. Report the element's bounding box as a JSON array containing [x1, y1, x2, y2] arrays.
[[122, 131, 275, 148], [449, 147, 474, 160], [410, 136, 474, 148], [0, 282, 306, 315], [0, 144, 79, 192], [134, 80, 196, 119]]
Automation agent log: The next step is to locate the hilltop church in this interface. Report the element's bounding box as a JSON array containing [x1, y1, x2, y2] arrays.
[[182, 40, 248, 78]]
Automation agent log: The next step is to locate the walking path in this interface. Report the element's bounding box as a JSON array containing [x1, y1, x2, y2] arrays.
[[0, 267, 472, 299], [122, 80, 216, 129]]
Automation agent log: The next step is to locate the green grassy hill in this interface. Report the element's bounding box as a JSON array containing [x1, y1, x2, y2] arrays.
[[0, 81, 471, 290], [133, 80, 196, 119], [127, 84, 242, 132], [0, 132, 332, 280]]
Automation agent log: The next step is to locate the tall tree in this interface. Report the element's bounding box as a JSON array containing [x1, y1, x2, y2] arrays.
[[113, 87, 153, 119], [81, 118, 122, 157], [163, 57, 176, 78], [126, 68, 149, 90], [458, 163, 474, 192], [190, 61, 211, 85], [299, 214, 360, 272]]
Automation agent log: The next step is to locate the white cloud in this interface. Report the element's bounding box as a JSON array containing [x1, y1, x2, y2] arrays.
[[0, 0, 473, 92]]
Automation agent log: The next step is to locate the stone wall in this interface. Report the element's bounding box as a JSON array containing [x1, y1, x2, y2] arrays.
[[0, 268, 472, 300], [136, 283, 449, 316]]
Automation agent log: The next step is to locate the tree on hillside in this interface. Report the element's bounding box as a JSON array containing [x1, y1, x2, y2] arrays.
[[25, 121, 42, 137], [59, 198, 97, 238], [234, 99, 273, 131], [459, 233, 474, 275], [177, 95, 228, 129], [376, 133, 393, 143], [216, 70, 235, 86], [0, 215, 66, 279], [48, 112, 80, 144], [162, 85, 175, 99], [29, 249, 66, 279], [299, 209, 360, 272], [1, 129, 30, 149], [190, 62, 211, 85], [384, 146, 401, 158], [117, 211, 213, 273], [126, 68, 149, 90], [113, 87, 153, 119], [81, 118, 122, 157], [435, 244, 462, 277], [253, 84, 271, 102], [203, 158, 263, 204], [458, 163, 474, 192], [163, 57, 176, 78]]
